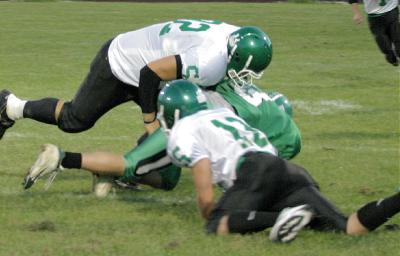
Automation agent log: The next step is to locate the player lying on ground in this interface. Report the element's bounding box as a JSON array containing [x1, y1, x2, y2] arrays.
[[24, 81, 400, 243], [0, 19, 272, 138], [158, 81, 400, 242], [22, 79, 301, 194]]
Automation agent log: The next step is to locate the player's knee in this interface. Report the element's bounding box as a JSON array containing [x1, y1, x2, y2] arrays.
[[159, 165, 181, 191], [57, 102, 95, 133], [346, 213, 369, 235], [205, 210, 226, 234]]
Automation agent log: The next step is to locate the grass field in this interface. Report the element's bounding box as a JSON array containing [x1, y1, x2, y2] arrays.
[[0, 1, 399, 255]]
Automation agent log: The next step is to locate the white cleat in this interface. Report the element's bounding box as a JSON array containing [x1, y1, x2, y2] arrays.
[[23, 144, 62, 190], [269, 204, 314, 243], [92, 174, 114, 198]]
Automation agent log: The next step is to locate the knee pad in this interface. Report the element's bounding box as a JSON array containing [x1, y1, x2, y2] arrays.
[[57, 102, 95, 133]]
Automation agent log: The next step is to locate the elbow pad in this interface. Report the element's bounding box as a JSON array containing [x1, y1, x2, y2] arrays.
[[138, 65, 162, 113]]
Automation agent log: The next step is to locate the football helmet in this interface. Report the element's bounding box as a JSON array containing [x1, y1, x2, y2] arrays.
[[227, 26, 273, 87], [267, 91, 293, 117], [157, 80, 208, 131]]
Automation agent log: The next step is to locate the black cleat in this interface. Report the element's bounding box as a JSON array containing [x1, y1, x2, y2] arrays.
[[114, 179, 143, 191], [385, 52, 399, 66], [0, 90, 15, 140]]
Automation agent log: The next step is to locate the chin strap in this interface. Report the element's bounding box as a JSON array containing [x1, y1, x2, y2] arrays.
[[157, 105, 171, 135]]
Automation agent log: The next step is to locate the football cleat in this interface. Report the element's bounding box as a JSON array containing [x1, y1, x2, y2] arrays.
[[92, 174, 114, 198], [92, 175, 142, 198], [0, 90, 15, 140], [269, 204, 313, 243], [113, 179, 142, 191], [23, 144, 63, 190]]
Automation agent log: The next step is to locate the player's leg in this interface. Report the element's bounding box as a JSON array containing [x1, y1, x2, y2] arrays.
[[368, 15, 398, 65], [386, 7, 400, 59], [0, 89, 60, 139], [121, 128, 181, 191], [347, 192, 400, 234], [55, 39, 138, 132], [1, 39, 137, 139], [23, 144, 125, 189], [98, 130, 181, 194], [271, 185, 348, 232], [24, 129, 182, 191], [206, 153, 313, 242], [272, 183, 400, 235]]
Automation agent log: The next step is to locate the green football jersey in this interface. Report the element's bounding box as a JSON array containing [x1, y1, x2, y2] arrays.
[[122, 80, 301, 186], [215, 80, 301, 160]]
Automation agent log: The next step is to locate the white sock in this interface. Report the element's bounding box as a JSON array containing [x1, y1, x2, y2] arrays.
[[6, 94, 27, 121]]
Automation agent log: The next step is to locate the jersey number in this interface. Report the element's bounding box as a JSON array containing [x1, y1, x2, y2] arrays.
[[160, 19, 222, 36], [211, 117, 268, 149], [171, 146, 191, 166]]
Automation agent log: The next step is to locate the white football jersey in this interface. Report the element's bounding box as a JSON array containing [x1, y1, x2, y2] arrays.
[[363, 0, 398, 14], [167, 108, 278, 190], [108, 19, 239, 87]]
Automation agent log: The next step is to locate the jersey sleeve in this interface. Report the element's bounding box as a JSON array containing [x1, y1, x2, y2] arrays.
[[167, 123, 210, 167], [180, 47, 227, 87]]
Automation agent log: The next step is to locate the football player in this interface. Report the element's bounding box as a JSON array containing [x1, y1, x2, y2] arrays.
[[157, 81, 400, 242], [26, 81, 400, 243], [349, 0, 399, 66], [22, 79, 301, 194], [0, 19, 273, 139]]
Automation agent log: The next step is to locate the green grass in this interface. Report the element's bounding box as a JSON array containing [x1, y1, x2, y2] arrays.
[[0, 1, 399, 255]]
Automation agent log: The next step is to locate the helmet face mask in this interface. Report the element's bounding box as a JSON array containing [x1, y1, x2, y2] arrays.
[[157, 80, 208, 133], [227, 26, 272, 87], [227, 68, 263, 88]]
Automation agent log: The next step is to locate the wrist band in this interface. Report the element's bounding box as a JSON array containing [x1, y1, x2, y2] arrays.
[[143, 116, 157, 124]]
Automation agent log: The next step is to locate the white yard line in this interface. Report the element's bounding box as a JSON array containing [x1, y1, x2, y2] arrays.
[[292, 99, 363, 115]]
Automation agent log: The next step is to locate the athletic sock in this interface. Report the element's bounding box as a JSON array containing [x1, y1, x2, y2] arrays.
[[61, 152, 82, 169], [23, 98, 59, 124], [357, 192, 400, 231], [228, 210, 279, 234], [6, 94, 27, 120]]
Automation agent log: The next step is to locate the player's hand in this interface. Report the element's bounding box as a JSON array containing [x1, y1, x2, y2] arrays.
[[142, 112, 159, 134], [144, 120, 160, 135], [353, 13, 363, 24]]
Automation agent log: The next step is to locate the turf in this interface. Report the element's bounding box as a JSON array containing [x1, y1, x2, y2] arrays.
[[0, 1, 399, 255]]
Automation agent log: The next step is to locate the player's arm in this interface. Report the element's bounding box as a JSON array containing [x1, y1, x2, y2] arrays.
[[348, 0, 363, 24], [139, 55, 182, 134], [191, 158, 215, 220]]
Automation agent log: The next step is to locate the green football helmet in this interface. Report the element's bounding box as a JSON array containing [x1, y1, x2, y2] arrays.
[[227, 26, 273, 87], [157, 80, 208, 131], [267, 91, 293, 117]]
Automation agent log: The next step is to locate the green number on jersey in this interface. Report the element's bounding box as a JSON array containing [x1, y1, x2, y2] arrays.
[[171, 147, 191, 166], [159, 19, 222, 36], [231, 83, 273, 107], [211, 117, 268, 148], [183, 65, 200, 80]]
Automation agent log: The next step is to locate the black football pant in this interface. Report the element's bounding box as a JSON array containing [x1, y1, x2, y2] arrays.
[[368, 7, 400, 64], [57, 39, 140, 133], [206, 152, 348, 233]]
